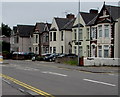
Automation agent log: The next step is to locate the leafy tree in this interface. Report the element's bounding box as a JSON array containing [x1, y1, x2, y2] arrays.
[[1, 23, 11, 37]]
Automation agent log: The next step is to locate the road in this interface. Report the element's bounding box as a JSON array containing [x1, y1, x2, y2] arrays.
[[1, 60, 119, 97]]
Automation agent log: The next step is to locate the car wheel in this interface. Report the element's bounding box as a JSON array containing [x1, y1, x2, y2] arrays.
[[49, 59, 52, 62]]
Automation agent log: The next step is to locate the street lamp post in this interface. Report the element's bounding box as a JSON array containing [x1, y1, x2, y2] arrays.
[[78, 0, 80, 66]]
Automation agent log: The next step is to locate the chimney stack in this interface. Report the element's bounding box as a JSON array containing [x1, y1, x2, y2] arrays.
[[66, 14, 75, 19], [89, 9, 98, 14]]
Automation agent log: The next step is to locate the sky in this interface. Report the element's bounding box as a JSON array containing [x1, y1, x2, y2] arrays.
[[1, 1, 119, 28]]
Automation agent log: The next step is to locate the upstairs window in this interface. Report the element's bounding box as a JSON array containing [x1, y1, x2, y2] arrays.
[[104, 25, 109, 37], [61, 31, 64, 41], [79, 29, 83, 40], [46, 34, 49, 42], [36, 35, 38, 43], [50, 32, 52, 41], [98, 25, 102, 37], [91, 27, 96, 39], [74, 29, 77, 40], [53, 32, 56, 41], [87, 28, 90, 40]]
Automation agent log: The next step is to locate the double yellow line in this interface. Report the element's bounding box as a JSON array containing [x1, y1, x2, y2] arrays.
[[0, 73, 55, 97]]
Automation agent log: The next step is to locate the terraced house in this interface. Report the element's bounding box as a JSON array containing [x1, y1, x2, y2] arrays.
[[72, 3, 120, 58], [11, 25, 34, 52], [88, 4, 120, 58], [32, 22, 51, 55], [72, 9, 98, 57], [49, 14, 75, 54]]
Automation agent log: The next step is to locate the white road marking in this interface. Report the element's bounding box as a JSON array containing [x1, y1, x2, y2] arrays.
[[83, 78, 116, 87], [41, 71, 68, 77], [2, 78, 11, 85], [109, 74, 115, 75]]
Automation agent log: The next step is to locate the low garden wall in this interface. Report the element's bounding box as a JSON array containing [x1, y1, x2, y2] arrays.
[[84, 57, 120, 66]]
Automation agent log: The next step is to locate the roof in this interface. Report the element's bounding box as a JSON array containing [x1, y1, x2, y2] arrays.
[[35, 23, 45, 33], [61, 18, 76, 30], [35, 23, 51, 33], [80, 12, 98, 24], [54, 18, 74, 30], [17, 25, 34, 37], [105, 5, 120, 21], [87, 15, 98, 26], [87, 4, 120, 26]]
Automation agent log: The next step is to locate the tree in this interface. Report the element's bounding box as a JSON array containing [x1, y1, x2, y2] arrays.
[[1, 23, 11, 37]]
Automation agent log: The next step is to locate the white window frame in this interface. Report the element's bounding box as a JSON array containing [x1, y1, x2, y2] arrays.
[[104, 25, 109, 38], [98, 25, 102, 38], [98, 45, 102, 57], [74, 46, 76, 54], [74, 29, 77, 40], [61, 31, 64, 41], [53, 47, 56, 53], [87, 28, 90, 40], [79, 46, 83, 57], [104, 45, 109, 58], [91, 27, 96, 39], [79, 29, 83, 40]]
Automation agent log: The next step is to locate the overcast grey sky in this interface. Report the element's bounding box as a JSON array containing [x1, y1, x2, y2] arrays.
[[2, 2, 119, 28]]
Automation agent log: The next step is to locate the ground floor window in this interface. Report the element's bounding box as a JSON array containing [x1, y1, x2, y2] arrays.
[[53, 47, 56, 53], [46, 47, 49, 53], [74, 46, 76, 54], [87, 45, 90, 57], [79, 46, 83, 57], [104, 45, 109, 58], [36, 47, 38, 54], [61, 46, 63, 54], [50, 47, 52, 53], [98, 46, 102, 57]]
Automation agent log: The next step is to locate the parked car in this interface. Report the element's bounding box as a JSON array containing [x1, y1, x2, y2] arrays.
[[57, 53, 68, 58], [0, 54, 3, 63], [44, 53, 60, 62], [66, 54, 78, 57], [57, 53, 78, 58]]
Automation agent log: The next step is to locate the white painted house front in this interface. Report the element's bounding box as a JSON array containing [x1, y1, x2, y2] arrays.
[[72, 10, 98, 57], [49, 14, 75, 54]]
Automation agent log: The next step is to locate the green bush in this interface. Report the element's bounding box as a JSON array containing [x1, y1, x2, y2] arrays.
[[64, 60, 78, 66]]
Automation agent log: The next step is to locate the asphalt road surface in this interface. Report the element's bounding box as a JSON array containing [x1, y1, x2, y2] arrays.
[[1, 60, 119, 97]]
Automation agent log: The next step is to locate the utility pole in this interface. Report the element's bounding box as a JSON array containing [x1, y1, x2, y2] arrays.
[[78, 0, 80, 66]]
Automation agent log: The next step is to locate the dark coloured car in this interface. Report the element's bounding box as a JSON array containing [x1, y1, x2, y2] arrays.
[[44, 53, 60, 62], [35, 53, 51, 61], [57, 53, 68, 58], [57, 53, 78, 58], [66, 54, 78, 57]]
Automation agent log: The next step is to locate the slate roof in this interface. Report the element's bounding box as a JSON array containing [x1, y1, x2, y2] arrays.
[[35, 23, 45, 33], [105, 5, 120, 21], [80, 12, 98, 25], [35, 23, 51, 33], [61, 18, 76, 30], [87, 5, 120, 26], [17, 25, 34, 37], [54, 18, 74, 30]]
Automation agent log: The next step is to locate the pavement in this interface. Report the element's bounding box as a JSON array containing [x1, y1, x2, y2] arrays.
[[25, 60, 120, 74], [2, 59, 120, 74]]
